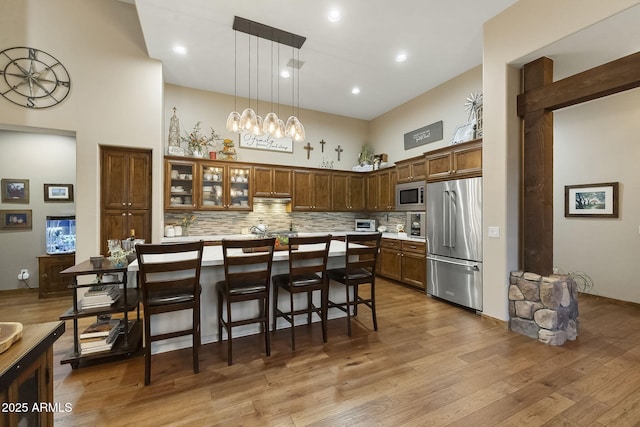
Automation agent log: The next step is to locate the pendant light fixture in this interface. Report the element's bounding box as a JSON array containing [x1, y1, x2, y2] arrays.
[[228, 16, 306, 141]]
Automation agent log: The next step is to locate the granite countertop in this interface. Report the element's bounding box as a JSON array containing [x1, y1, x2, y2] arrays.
[[160, 231, 425, 244]]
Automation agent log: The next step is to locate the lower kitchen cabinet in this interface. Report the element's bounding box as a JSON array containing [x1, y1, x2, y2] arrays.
[[37, 254, 75, 298], [378, 238, 426, 290]]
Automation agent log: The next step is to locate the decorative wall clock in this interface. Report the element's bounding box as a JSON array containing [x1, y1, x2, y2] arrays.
[[0, 46, 71, 108]]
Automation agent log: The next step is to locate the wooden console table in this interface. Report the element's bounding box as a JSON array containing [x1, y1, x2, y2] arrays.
[[0, 321, 65, 427]]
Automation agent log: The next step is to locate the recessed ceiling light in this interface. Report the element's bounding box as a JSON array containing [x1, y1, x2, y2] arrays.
[[395, 52, 407, 63], [351, 87, 360, 95], [173, 45, 188, 55], [328, 9, 341, 22], [280, 69, 290, 78]]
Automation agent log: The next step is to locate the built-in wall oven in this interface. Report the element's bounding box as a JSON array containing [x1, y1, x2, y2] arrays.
[[395, 181, 425, 211]]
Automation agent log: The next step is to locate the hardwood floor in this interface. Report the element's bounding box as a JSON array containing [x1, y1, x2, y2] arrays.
[[3, 279, 640, 426]]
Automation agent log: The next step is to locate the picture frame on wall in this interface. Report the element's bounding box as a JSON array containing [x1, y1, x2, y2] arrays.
[[44, 183, 74, 202], [1, 178, 29, 203], [0, 209, 32, 230], [565, 182, 619, 218]]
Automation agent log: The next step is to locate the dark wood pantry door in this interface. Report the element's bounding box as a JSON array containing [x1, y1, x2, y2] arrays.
[[100, 146, 152, 256]]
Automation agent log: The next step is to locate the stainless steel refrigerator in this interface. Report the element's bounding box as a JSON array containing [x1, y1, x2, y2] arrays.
[[426, 177, 482, 311]]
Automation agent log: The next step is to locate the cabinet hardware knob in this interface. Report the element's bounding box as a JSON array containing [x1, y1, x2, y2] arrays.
[[122, 202, 126, 206], [122, 213, 126, 216]]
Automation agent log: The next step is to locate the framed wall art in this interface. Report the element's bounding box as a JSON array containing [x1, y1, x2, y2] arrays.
[[1, 178, 29, 203], [0, 209, 32, 230], [565, 182, 619, 218], [44, 183, 74, 202]]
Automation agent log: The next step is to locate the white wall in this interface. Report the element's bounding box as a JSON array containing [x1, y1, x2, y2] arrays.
[[0, 130, 76, 291], [0, 0, 164, 267], [368, 66, 482, 161], [483, 0, 640, 320], [164, 84, 369, 170], [554, 88, 640, 302]]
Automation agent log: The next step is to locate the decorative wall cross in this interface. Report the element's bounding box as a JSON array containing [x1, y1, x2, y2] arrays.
[[319, 139, 326, 152], [303, 142, 314, 159], [335, 145, 343, 161]]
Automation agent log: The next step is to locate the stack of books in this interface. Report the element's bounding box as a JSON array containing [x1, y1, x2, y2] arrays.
[[80, 284, 120, 309], [79, 319, 120, 355]]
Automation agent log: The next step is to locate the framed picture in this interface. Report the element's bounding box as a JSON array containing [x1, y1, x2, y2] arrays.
[[1, 179, 29, 203], [451, 123, 475, 145], [44, 184, 74, 202], [0, 210, 32, 230], [565, 182, 619, 218]]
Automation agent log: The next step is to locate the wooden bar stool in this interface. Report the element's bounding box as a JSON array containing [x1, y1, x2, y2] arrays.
[[327, 233, 382, 336], [272, 234, 332, 350], [135, 241, 204, 386], [216, 237, 275, 365]]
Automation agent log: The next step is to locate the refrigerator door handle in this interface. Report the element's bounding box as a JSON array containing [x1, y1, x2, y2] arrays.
[[442, 191, 449, 247], [427, 256, 479, 271], [449, 190, 456, 248]]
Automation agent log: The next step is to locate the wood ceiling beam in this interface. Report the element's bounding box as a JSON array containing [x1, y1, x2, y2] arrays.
[[518, 51, 640, 116]]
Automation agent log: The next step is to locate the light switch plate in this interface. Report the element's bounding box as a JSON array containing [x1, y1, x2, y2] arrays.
[[488, 226, 500, 238]]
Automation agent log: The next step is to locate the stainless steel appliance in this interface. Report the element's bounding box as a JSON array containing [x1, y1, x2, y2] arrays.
[[407, 212, 425, 238], [426, 177, 482, 311], [395, 181, 425, 211], [355, 218, 376, 232]]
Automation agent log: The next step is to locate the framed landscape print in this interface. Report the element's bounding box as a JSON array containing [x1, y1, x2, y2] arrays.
[[44, 183, 74, 202], [1, 178, 29, 203], [0, 209, 32, 230], [565, 182, 619, 218]]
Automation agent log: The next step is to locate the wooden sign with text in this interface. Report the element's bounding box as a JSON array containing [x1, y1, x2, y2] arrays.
[[404, 120, 443, 150], [240, 132, 294, 153]]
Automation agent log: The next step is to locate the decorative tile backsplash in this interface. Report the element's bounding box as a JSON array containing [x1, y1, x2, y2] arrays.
[[164, 200, 407, 235]]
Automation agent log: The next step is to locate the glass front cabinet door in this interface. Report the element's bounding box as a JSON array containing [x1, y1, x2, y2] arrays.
[[199, 163, 251, 210], [165, 159, 196, 210]]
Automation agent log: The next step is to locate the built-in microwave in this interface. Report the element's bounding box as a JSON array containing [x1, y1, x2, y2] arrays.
[[395, 181, 425, 211], [355, 219, 377, 232]]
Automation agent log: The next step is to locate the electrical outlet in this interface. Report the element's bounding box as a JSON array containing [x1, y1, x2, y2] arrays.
[[18, 269, 29, 280]]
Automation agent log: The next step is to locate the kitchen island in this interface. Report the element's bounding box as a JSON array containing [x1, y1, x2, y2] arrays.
[[127, 239, 352, 354]]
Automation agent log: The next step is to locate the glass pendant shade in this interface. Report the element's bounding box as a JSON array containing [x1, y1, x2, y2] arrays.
[[240, 108, 257, 131], [253, 115, 264, 136], [274, 119, 286, 138], [293, 122, 305, 142], [263, 112, 279, 134], [285, 115, 300, 137], [226, 111, 241, 132]]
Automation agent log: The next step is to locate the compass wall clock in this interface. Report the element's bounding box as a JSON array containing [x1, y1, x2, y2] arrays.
[[0, 47, 71, 109]]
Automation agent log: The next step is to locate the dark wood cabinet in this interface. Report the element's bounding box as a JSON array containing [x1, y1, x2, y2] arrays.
[[1, 321, 64, 427], [292, 169, 331, 211], [253, 166, 292, 198], [101, 147, 152, 256], [380, 243, 402, 281], [331, 172, 366, 211], [396, 156, 426, 183], [378, 238, 426, 289], [37, 254, 75, 298], [425, 139, 482, 182], [366, 169, 394, 212], [400, 240, 426, 289]]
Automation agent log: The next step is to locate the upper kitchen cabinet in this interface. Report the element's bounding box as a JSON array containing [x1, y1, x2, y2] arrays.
[[253, 165, 292, 198], [199, 162, 251, 210], [395, 156, 426, 183], [425, 139, 482, 182], [331, 172, 366, 211], [165, 158, 196, 210], [367, 168, 396, 211], [292, 169, 331, 211]]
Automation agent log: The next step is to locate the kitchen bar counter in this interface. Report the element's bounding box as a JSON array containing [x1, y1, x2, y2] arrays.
[[160, 231, 425, 244], [128, 240, 352, 355]]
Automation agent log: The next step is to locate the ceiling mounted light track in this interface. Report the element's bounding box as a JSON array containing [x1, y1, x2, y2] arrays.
[[226, 16, 306, 142]]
